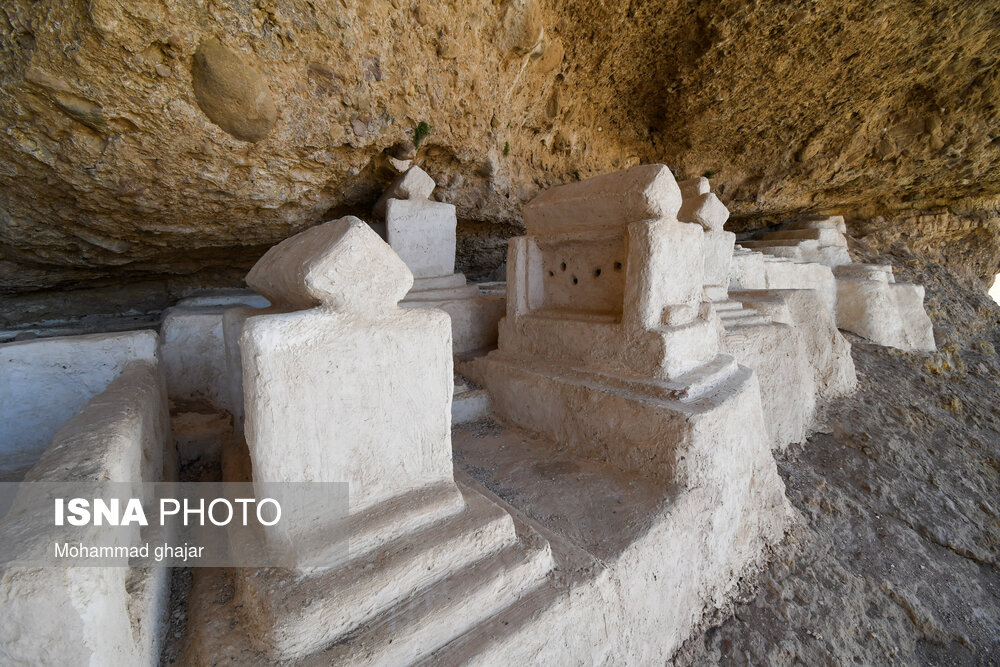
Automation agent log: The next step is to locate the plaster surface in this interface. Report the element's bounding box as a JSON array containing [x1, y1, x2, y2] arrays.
[[0, 330, 158, 473], [0, 359, 171, 666], [386, 198, 458, 279]]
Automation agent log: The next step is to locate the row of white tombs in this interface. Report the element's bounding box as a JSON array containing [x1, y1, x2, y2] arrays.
[[0, 165, 935, 665]]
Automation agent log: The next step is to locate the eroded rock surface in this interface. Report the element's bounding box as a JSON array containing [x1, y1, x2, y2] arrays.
[[1, 1, 999, 294]]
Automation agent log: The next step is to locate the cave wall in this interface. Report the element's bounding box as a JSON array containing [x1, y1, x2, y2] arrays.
[[1, 0, 999, 300]]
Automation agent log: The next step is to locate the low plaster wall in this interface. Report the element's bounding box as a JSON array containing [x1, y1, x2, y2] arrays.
[[159, 292, 270, 403], [763, 260, 837, 316], [836, 279, 936, 352], [0, 359, 172, 666], [160, 306, 232, 404], [724, 321, 816, 450], [731, 289, 857, 403], [401, 291, 505, 356], [0, 331, 158, 476]]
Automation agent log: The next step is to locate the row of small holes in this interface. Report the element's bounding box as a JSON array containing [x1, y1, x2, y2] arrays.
[[546, 261, 623, 284]]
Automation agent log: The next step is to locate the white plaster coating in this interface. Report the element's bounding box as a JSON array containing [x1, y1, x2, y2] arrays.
[[678, 192, 730, 232], [476, 359, 790, 659], [678, 176, 710, 198], [227, 216, 555, 660], [403, 284, 479, 303], [624, 219, 707, 331], [241, 307, 455, 508], [0, 360, 171, 666], [732, 289, 857, 401], [0, 163, 902, 664], [452, 387, 492, 424], [702, 230, 737, 290], [679, 177, 733, 291], [177, 165, 809, 664], [159, 306, 230, 403], [239, 215, 456, 509], [762, 258, 838, 316], [722, 316, 817, 449], [522, 163, 683, 236], [237, 481, 552, 660], [222, 305, 285, 434], [730, 247, 768, 290], [222, 306, 253, 426], [413, 273, 470, 291], [479, 165, 790, 660], [741, 214, 852, 267], [385, 198, 458, 279], [372, 165, 437, 219], [836, 275, 936, 351], [375, 167, 503, 357], [500, 217, 719, 381], [246, 216, 412, 311], [435, 448, 787, 665], [835, 263, 895, 282], [402, 290, 505, 356], [0, 330, 158, 472], [691, 186, 826, 450]]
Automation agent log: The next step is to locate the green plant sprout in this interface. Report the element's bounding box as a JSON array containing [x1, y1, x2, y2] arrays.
[[413, 121, 431, 150]]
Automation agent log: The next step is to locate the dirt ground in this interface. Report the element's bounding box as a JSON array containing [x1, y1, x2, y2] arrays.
[[678, 253, 1000, 665]]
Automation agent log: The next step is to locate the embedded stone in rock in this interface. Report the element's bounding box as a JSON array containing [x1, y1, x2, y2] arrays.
[[245, 216, 412, 311], [522, 163, 683, 236], [372, 166, 437, 219], [191, 39, 277, 143], [678, 192, 730, 232], [505, 0, 545, 55]]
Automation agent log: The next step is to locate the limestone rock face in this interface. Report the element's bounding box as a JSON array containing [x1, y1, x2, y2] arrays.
[[0, 0, 998, 295], [191, 39, 277, 143]]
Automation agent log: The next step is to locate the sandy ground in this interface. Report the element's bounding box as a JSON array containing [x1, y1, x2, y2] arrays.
[[678, 253, 1000, 665]]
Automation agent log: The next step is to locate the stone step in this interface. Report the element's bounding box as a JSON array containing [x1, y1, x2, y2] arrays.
[[717, 308, 758, 321], [402, 284, 480, 303], [703, 284, 729, 301], [414, 572, 562, 666], [753, 246, 810, 262], [740, 239, 817, 249], [834, 263, 893, 282], [317, 539, 555, 666], [712, 300, 745, 313], [240, 486, 519, 661], [668, 353, 740, 400], [520, 352, 739, 403], [348, 482, 467, 561], [718, 308, 770, 324], [721, 315, 771, 329], [412, 273, 469, 291]]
